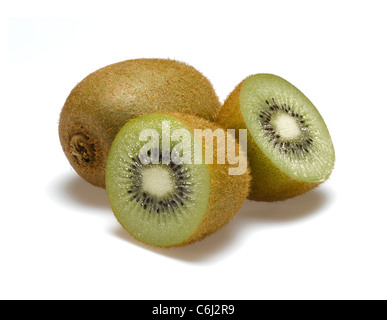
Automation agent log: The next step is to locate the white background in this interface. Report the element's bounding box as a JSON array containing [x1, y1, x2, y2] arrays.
[[2, 0, 387, 300]]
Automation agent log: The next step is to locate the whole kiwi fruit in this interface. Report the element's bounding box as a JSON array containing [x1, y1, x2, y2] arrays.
[[217, 74, 335, 201], [59, 59, 221, 188]]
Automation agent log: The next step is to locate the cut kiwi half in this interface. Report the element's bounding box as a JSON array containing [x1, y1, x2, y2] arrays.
[[217, 74, 335, 201], [106, 113, 250, 247], [59, 59, 221, 188]]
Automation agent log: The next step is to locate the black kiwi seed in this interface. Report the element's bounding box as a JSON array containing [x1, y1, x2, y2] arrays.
[[258, 98, 313, 156], [125, 149, 193, 215]]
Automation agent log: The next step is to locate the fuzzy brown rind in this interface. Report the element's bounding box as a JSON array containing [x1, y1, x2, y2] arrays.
[[155, 113, 251, 247], [217, 80, 320, 202], [59, 59, 221, 188]]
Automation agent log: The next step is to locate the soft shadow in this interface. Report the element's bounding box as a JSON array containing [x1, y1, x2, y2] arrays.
[[111, 187, 333, 263], [111, 220, 240, 263], [239, 187, 332, 222], [48, 173, 110, 210]]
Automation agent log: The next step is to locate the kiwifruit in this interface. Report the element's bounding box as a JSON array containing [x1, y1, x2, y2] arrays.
[[217, 74, 335, 201], [59, 59, 221, 188], [106, 113, 250, 247]]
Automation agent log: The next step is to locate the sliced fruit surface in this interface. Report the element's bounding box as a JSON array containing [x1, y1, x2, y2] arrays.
[[240, 74, 335, 183], [106, 113, 210, 247]]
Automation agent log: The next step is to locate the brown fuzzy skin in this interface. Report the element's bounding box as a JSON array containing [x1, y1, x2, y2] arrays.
[[59, 59, 221, 188], [217, 80, 320, 202], [165, 114, 251, 246]]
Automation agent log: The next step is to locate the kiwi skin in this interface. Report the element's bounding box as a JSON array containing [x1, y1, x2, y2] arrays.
[[170, 113, 250, 246], [59, 59, 221, 188], [106, 113, 251, 247], [217, 79, 323, 202]]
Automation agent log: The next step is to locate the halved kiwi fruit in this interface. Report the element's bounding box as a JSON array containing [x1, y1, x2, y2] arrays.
[[106, 113, 250, 247], [217, 74, 335, 201], [59, 59, 221, 188]]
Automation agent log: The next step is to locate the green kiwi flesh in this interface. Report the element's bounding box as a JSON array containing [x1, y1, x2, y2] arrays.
[[218, 74, 335, 201]]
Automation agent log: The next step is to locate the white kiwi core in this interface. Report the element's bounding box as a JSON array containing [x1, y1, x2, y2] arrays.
[[142, 166, 174, 197], [272, 112, 302, 140]]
